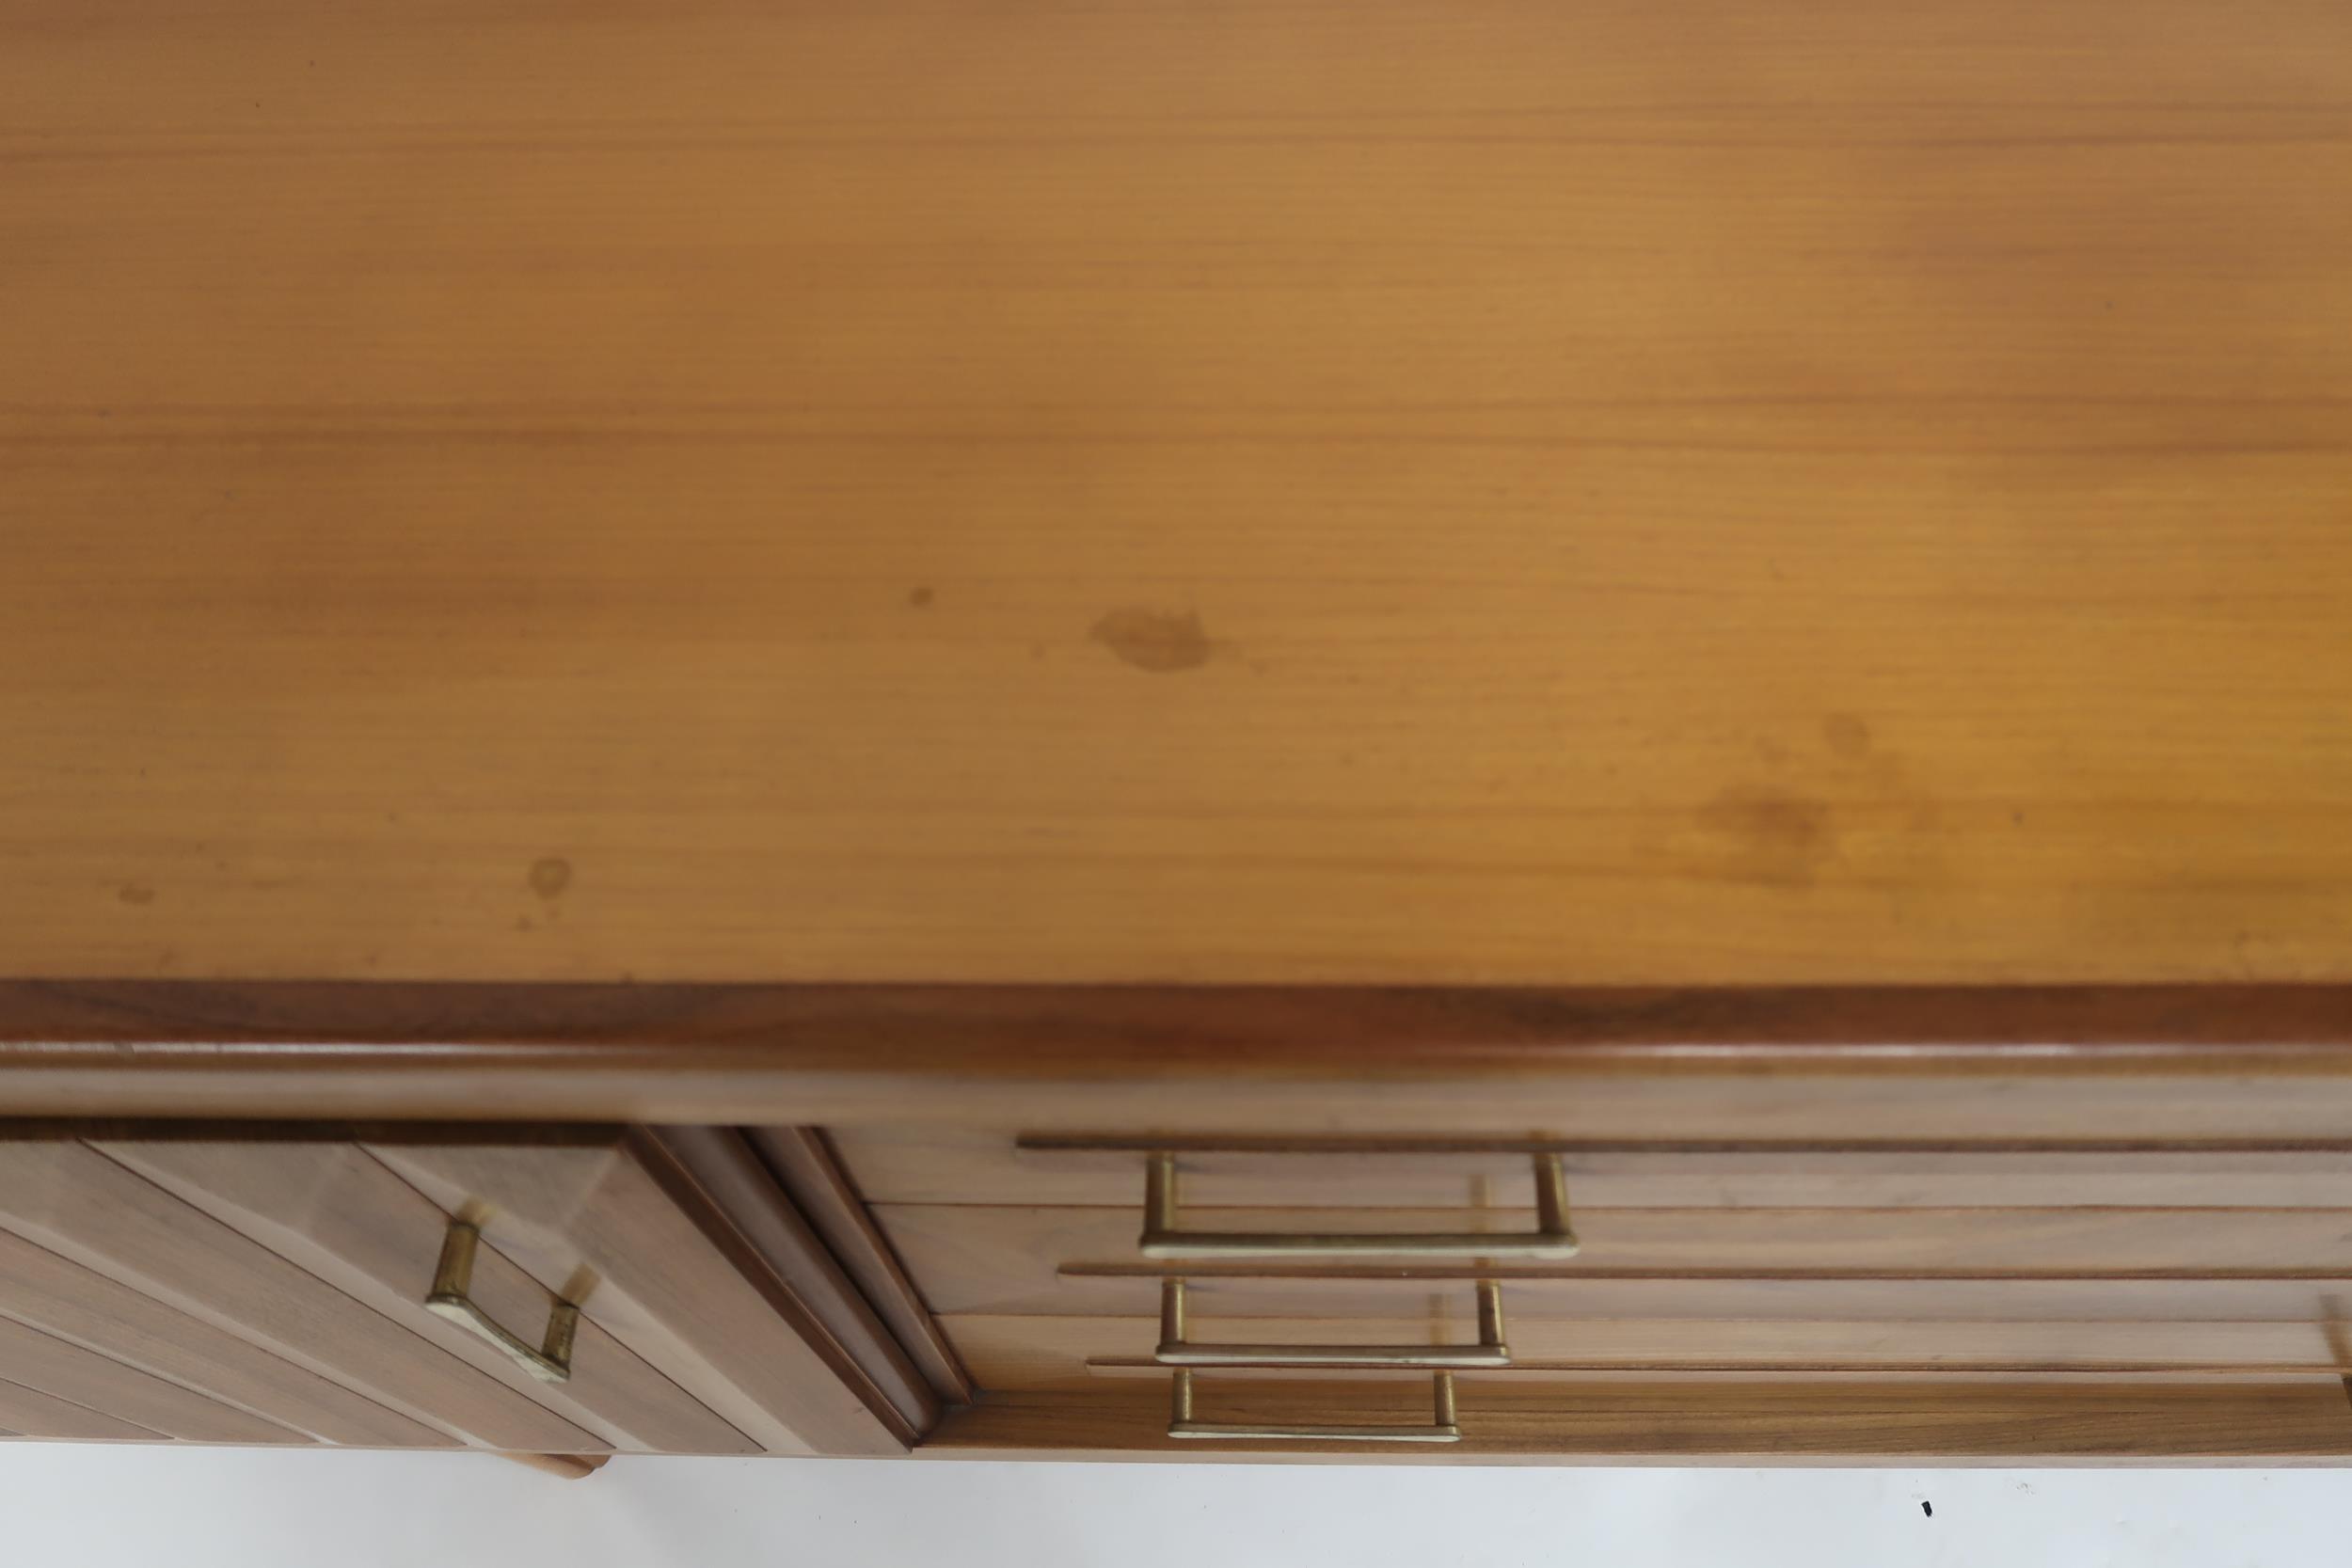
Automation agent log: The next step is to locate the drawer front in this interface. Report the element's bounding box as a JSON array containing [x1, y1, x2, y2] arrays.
[[837, 1131, 2352, 1454], [876, 1203, 2352, 1316], [835, 1129, 2352, 1210], [0, 1129, 915, 1456], [934, 1379, 2352, 1462], [950, 1312, 2352, 1390]]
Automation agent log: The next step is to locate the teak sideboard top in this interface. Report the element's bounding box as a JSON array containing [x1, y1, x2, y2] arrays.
[[6, 0, 2351, 990]]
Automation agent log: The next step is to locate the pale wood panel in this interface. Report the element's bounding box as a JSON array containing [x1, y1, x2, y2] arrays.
[[0, 1140, 602, 1452], [0, 1226, 451, 1447], [0, 1380, 168, 1445], [0, 1314, 307, 1443], [834, 1130, 2352, 1210], [95, 1138, 756, 1455], [647, 1128, 941, 1433], [746, 1127, 975, 1403], [947, 1313, 2352, 1389], [877, 1203, 2352, 1316], [369, 1136, 906, 1455], [5, 0, 2352, 988], [929, 1380, 2352, 1462]]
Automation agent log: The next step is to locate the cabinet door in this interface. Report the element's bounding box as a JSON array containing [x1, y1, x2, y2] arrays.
[[0, 1130, 912, 1457], [367, 1132, 909, 1456], [96, 1137, 758, 1455]]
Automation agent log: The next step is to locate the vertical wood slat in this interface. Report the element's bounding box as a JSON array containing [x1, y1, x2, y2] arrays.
[[0, 1225, 449, 1447], [0, 1314, 305, 1444], [651, 1127, 943, 1432], [0, 1379, 170, 1444], [748, 1126, 976, 1404]]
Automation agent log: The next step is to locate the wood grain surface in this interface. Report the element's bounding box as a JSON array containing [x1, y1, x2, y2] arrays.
[[946, 1314, 2352, 1388], [6, 0, 2351, 987], [876, 1204, 2352, 1316], [925, 1380, 2352, 1462]]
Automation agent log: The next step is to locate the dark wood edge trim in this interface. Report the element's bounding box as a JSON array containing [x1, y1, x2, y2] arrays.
[[7, 980, 2352, 1064], [623, 1129, 921, 1449], [4, 981, 2351, 1125], [746, 1128, 976, 1404]]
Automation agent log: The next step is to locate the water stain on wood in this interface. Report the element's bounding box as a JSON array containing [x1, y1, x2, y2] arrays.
[[118, 882, 156, 906], [1090, 607, 1212, 673], [1698, 786, 1834, 888], [1823, 712, 1872, 758], [528, 857, 573, 899]]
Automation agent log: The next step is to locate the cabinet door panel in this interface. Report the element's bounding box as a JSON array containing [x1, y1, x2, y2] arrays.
[[0, 1225, 448, 1447], [99, 1137, 757, 1455], [0, 1378, 167, 1444], [0, 1139, 600, 1452], [370, 1133, 907, 1456], [0, 1313, 304, 1443]]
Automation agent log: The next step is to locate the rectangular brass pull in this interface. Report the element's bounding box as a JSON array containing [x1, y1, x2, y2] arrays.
[[1155, 1278, 1510, 1368], [423, 1219, 580, 1385], [1168, 1369, 1461, 1443], [1139, 1150, 1578, 1260]]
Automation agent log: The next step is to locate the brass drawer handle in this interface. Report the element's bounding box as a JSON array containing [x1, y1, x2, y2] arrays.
[[1156, 1278, 1510, 1368], [1168, 1369, 1461, 1443], [1140, 1150, 1578, 1259], [423, 1219, 580, 1385]]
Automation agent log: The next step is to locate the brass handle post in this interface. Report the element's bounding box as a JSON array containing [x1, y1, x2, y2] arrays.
[[423, 1219, 580, 1385]]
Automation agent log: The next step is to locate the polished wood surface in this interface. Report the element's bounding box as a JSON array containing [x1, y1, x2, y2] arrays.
[[8, 0, 2352, 989]]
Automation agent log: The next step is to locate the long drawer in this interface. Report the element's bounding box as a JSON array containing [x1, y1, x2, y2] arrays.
[[875, 1203, 2352, 1316], [934, 1380, 2352, 1463], [950, 1312, 2352, 1389], [835, 1129, 2352, 1210]]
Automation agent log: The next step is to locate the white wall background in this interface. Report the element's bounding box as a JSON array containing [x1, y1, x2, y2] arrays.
[[0, 1447, 2340, 1566]]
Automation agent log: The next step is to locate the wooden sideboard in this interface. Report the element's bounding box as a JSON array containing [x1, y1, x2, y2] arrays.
[[3, 986, 2352, 1465], [6, 0, 2352, 1470]]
